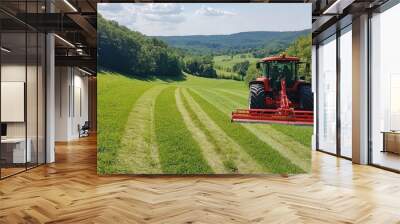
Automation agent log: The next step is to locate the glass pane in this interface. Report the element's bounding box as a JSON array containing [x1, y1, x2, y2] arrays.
[[1, 31, 27, 177], [317, 35, 337, 154], [340, 26, 352, 158], [27, 31, 38, 169], [38, 33, 45, 165], [371, 4, 400, 171]]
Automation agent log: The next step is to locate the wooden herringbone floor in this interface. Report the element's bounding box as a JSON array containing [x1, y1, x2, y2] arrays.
[[1, 135, 400, 223]]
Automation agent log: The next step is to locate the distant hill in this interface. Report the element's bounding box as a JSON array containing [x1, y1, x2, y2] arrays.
[[154, 30, 310, 55]]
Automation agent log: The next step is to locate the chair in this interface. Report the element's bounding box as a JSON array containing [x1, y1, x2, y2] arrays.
[[79, 121, 90, 138]]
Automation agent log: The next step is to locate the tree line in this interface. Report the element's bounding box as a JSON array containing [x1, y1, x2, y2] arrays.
[[98, 14, 182, 78], [183, 55, 217, 78]]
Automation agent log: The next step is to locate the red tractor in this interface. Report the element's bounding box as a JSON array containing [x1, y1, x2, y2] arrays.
[[231, 54, 314, 125]]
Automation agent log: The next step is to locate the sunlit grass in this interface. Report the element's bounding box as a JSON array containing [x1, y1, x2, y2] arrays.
[[154, 87, 213, 174], [97, 72, 154, 174], [188, 89, 304, 174], [97, 71, 312, 174]]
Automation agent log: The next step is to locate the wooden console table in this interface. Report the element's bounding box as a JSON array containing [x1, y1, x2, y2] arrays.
[[382, 131, 400, 154]]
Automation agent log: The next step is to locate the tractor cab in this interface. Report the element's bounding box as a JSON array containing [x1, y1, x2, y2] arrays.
[[256, 54, 300, 90]]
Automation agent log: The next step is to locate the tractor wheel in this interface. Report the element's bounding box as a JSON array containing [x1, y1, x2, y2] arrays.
[[299, 85, 313, 110], [249, 83, 266, 109]]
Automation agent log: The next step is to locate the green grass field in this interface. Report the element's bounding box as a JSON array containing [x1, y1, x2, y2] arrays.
[[97, 71, 312, 174], [213, 54, 259, 80]]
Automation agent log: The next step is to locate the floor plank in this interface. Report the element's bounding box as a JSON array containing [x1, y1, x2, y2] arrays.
[[0, 135, 399, 223]]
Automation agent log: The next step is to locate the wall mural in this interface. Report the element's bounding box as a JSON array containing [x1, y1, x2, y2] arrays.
[[97, 3, 313, 174]]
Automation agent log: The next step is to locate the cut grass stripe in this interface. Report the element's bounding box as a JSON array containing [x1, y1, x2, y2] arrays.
[[97, 72, 153, 174], [155, 87, 213, 174], [210, 87, 312, 148], [175, 88, 226, 173], [215, 88, 248, 100], [188, 89, 304, 174], [238, 125, 311, 172], [269, 124, 313, 148], [115, 85, 167, 174], [181, 88, 265, 174], [194, 88, 311, 171]]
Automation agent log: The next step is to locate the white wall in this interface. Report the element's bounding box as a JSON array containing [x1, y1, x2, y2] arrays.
[[1, 62, 46, 164], [55, 66, 70, 141], [55, 67, 89, 141], [1, 64, 26, 139]]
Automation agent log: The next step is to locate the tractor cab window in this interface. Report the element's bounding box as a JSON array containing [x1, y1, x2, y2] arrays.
[[259, 62, 268, 76], [266, 61, 296, 81], [262, 61, 297, 89]]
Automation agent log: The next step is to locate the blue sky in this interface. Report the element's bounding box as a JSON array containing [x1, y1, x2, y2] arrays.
[[98, 3, 311, 36]]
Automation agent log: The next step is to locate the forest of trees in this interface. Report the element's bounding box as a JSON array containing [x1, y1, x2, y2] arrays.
[[183, 55, 217, 78], [98, 14, 182, 78], [232, 61, 250, 80], [285, 35, 312, 82], [250, 40, 288, 58]]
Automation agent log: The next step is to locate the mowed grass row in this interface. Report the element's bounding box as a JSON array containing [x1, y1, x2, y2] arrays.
[[180, 88, 265, 173], [269, 125, 313, 148], [97, 72, 154, 174], [188, 89, 304, 173], [210, 86, 313, 148], [180, 88, 237, 173], [193, 87, 311, 171], [154, 87, 213, 174]]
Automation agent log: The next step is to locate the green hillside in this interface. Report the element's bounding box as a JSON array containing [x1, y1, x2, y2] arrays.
[[213, 54, 259, 80], [154, 30, 310, 55]]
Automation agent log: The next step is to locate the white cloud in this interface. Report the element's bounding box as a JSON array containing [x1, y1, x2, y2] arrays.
[[99, 3, 186, 26], [98, 3, 124, 12], [141, 3, 184, 15], [140, 3, 185, 24], [195, 6, 236, 17], [143, 14, 185, 23], [98, 3, 138, 27]]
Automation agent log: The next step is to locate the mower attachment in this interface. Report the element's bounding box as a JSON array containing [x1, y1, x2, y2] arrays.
[[231, 108, 313, 126]]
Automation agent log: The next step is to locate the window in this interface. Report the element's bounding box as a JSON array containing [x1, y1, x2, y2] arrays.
[[317, 35, 337, 154], [339, 26, 352, 158], [0, 2, 46, 179], [370, 3, 400, 171]]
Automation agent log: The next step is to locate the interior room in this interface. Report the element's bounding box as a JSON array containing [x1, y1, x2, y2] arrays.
[[54, 66, 91, 141], [370, 3, 400, 171], [0, 0, 96, 179], [313, 0, 400, 172], [0, 0, 399, 223], [0, 6, 46, 178]]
